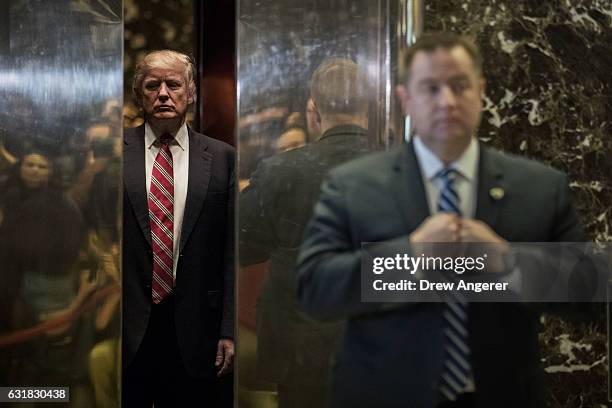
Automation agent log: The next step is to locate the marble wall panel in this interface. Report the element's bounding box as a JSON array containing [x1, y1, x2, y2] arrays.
[[426, 0, 611, 242], [424, 1, 611, 406]]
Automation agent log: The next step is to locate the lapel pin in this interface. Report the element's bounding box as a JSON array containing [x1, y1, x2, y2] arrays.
[[490, 187, 505, 200]]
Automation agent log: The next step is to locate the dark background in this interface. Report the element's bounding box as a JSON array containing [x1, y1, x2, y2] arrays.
[[123, 1, 236, 406]]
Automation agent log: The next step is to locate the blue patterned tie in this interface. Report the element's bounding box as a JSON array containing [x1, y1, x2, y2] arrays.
[[437, 168, 471, 401]]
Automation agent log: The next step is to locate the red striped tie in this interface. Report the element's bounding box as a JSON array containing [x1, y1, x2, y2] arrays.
[[148, 134, 174, 304]]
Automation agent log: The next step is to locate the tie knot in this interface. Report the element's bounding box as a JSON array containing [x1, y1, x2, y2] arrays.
[[437, 167, 459, 184], [159, 133, 173, 146]]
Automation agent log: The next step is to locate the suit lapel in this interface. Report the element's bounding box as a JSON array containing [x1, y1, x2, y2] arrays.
[[474, 144, 505, 229], [179, 128, 212, 252], [391, 142, 430, 233], [124, 124, 152, 247]]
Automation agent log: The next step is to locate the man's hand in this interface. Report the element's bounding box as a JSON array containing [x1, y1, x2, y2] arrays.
[[100, 244, 120, 283], [460, 219, 505, 244], [77, 269, 98, 299], [460, 219, 508, 273], [409, 213, 462, 260], [410, 213, 461, 243], [215, 338, 235, 377]]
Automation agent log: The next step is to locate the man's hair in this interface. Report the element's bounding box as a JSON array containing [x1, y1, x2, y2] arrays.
[[310, 58, 368, 116], [132, 50, 197, 106], [400, 32, 483, 84]]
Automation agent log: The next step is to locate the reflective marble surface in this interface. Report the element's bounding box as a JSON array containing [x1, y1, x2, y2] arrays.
[[425, 1, 611, 405]]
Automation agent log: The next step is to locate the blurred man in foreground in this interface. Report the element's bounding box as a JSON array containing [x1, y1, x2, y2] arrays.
[[297, 33, 586, 408]]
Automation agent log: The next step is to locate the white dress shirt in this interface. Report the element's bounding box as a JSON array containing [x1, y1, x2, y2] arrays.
[[145, 122, 189, 279]]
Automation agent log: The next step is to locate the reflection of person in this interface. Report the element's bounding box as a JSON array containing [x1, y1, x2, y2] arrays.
[[276, 126, 306, 152], [89, 244, 121, 408], [123, 50, 235, 406], [0, 151, 84, 311], [297, 33, 586, 408], [85, 142, 121, 408], [240, 58, 370, 407], [17, 152, 52, 188], [69, 123, 119, 207], [0, 151, 54, 382], [0, 139, 17, 181], [0, 150, 85, 386], [276, 112, 307, 153]]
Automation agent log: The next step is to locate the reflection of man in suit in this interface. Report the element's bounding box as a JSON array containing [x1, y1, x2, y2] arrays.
[[239, 58, 371, 407], [297, 33, 585, 408], [123, 50, 235, 406]]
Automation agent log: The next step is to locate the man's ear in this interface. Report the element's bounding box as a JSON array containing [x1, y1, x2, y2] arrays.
[[396, 84, 410, 115], [479, 78, 486, 98], [308, 98, 322, 125], [133, 92, 143, 111]]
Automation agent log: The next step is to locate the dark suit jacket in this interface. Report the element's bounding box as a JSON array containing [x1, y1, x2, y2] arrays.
[[240, 125, 371, 384], [297, 141, 585, 408], [123, 124, 235, 379]]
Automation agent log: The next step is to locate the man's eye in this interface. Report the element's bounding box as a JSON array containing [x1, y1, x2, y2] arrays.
[[167, 81, 182, 89], [145, 82, 159, 90], [451, 81, 469, 93], [427, 84, 439, 94]]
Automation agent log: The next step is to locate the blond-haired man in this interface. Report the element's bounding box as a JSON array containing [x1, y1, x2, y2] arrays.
[[123, 50, 234, 406]]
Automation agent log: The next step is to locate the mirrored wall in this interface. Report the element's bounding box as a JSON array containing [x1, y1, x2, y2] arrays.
[[237, 1, 406, 406], [0, 1, 122, 406]]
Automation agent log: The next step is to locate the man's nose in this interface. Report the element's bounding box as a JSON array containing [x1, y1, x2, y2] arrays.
[[437, 85, 457, 108], [158, 82, 170, 101]]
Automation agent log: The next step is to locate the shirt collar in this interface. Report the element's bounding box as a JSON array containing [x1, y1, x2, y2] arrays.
[[145, 122, 188, 150], [319, 124, 368, 141], [413, 136, 479, 182]]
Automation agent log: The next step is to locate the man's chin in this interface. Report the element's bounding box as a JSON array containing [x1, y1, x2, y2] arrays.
[[151, 112, 179, 120], [432, 126, 471, 142]]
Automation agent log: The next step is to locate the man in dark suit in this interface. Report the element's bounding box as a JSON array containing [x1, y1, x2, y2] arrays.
[[239, 58, 371, 407], [297, 33, 586, 408], [123, 50, 234, 407]]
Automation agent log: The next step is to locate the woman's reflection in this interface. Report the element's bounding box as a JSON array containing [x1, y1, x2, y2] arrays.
[[19, 153, 52, 189], [0, 149, 87, 394]]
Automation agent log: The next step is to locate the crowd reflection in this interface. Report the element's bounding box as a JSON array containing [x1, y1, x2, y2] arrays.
[[0, 116, 121, 407]]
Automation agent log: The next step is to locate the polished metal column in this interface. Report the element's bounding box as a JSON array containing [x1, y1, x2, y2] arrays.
[[0, 1, 122, 407], [398, 0, 424, 141]]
